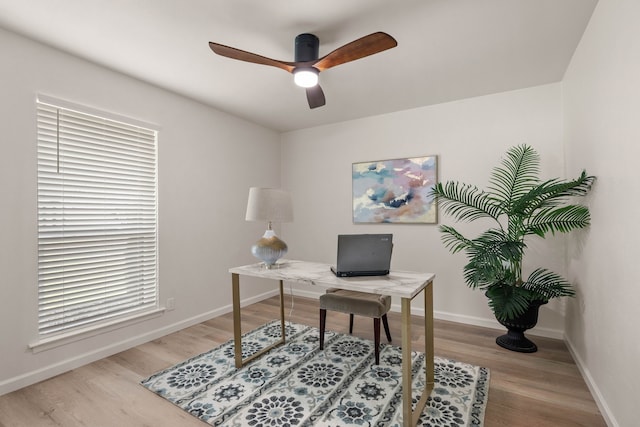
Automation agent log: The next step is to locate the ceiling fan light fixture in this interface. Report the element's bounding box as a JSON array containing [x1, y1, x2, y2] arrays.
[[293, 68, 319, 88]]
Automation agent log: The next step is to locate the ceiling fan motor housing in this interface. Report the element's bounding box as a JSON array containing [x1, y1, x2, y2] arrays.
[[295, 33, 319, 62]]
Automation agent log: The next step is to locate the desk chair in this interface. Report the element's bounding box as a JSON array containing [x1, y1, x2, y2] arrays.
[[319, 288, 392, 364]]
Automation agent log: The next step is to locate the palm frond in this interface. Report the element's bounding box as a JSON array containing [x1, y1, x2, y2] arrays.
[[438, 225, 472, 254], [513, 171, 595, 216], [465, 229, 525, 262], [431, 181, 502, 222], [487, 144, 540, 206], [463, 257, 521, 290], [522, 268, 575, 299], [463, 258, 504, 289], [527, 205, 591, 236], [461, 230, 525, 288], [486, 285, 539, 321]]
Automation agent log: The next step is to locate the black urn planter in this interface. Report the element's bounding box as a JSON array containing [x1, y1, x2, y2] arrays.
[[495, 300, 547, 353]]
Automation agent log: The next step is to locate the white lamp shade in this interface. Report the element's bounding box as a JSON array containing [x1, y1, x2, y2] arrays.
[[245, 187, 294, 223]]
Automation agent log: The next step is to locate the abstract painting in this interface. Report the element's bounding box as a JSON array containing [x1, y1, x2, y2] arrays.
[[352, 156, 438, 224]]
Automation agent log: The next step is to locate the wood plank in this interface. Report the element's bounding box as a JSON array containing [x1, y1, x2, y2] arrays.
[[0, 295, 606, 426]]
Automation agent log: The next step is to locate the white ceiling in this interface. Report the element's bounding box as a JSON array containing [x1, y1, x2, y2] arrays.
[[0, 0, 597, 132]]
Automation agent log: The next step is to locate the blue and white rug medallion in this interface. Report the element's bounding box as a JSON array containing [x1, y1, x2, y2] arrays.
[[141, 321, 489, 426]]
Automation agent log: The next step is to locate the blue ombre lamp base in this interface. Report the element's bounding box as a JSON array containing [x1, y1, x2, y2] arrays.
[[251, 229, 288, 268]]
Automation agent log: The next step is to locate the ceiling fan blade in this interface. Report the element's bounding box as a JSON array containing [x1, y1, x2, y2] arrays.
[[306, 85, 326, 109], [209, 42, 296, 73], [313, 32, 397, 72]]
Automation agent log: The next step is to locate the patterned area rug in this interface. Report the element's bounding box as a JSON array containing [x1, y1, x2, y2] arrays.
[[141, 321, 489, 426]]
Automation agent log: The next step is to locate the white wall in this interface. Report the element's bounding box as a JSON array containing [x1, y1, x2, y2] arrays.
[[281, 83, 569, 335], [563, 1, 640, 426], [0, 28, 281, 395]]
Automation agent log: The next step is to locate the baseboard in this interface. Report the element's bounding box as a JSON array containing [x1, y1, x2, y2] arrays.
[[564, 336, 618, 427], [0, 288, 279, 397], [1, 287, 563, 396], [430, 309, 564, 340], [289, 287, 564, 340]]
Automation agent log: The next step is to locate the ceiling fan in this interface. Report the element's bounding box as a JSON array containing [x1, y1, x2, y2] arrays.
[[208, 32, 397, 109]]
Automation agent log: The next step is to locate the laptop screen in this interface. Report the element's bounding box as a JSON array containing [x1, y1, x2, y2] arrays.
[[332, 234, 393, 277]]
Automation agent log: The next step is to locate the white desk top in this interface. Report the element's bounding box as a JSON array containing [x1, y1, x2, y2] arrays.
[[229, 259, 435, 299]]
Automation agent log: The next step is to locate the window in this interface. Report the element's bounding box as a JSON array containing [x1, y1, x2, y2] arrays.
[[36, 96, 158, 336]]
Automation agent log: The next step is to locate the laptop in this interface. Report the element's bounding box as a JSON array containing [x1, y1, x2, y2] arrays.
[[330, 234, 393, 277]]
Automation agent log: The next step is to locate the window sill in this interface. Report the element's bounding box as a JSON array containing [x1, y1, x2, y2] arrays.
[[29, 307, 166, 354]]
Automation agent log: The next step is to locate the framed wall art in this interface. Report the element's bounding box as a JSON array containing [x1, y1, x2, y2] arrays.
[[352, 155, 438, 224]]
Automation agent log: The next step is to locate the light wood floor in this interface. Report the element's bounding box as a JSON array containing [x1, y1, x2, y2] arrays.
[[0, 295, 606, 427]]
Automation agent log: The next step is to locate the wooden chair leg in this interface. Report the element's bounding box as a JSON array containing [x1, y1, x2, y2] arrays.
[[349, 313, 354, 334], [373, 317, 381, 365], [382, 314, 392, 342], [319, 308, 327, 350]]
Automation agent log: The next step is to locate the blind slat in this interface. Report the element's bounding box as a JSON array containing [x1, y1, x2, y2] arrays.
[[37, 99, 158, 336]]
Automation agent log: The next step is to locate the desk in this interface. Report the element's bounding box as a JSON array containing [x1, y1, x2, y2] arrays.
[[229, 259, 435, 427]]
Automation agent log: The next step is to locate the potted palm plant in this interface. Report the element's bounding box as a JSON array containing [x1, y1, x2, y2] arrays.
[[431, 145, 595, 352]]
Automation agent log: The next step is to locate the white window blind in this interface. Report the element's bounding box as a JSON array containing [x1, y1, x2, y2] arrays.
[[36, 98, 158, 336]]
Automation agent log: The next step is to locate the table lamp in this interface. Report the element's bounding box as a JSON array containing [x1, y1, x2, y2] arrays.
[[245, 187, 293, 268]]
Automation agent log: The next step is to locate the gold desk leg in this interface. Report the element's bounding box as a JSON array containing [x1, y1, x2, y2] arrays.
[[402, 280, 435, 426], [410, 282, 435, 425], [232, 274, 287, 369], [401, 297, 413, 426], [425, 282, 434, 388], [232, 273, 243, 369], [279, 280, 286, 340]]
